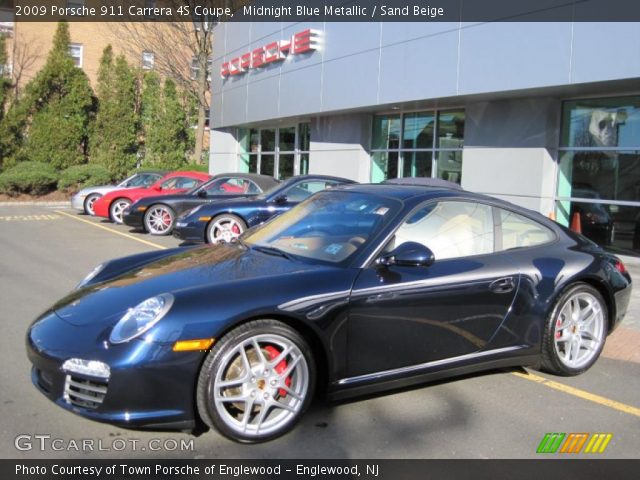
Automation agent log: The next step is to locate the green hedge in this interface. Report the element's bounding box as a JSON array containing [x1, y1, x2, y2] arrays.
[[0, 161, 59, 196], [58, 164, 113, 191], [176, 163, 209, 173]]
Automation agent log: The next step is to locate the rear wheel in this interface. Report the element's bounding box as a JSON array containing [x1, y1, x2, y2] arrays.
[[109, 198, 131, 224], [206, 214, 246, 244], [541, 283, 607, 376], [83, 193, 101, 215], [144, 204, 175, 235], [196, 320, 315, 443]]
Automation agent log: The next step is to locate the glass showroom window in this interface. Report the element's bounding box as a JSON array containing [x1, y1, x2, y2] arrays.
[[371, 110, 465, 183], [237, 124, 310, 179], [557, 95, 640, 253]]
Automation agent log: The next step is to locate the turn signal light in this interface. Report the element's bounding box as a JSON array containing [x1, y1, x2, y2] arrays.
[[172, 338, 215, 352], [137, 206, 148, 212], [198, 216, 212, 222]]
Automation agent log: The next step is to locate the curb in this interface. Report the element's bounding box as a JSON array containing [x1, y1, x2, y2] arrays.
[[0, 202, 69, 206]]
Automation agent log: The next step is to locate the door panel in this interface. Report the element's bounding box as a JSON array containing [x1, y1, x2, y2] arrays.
[[347, 256, 520, 377], [346, 199, 520, 378]]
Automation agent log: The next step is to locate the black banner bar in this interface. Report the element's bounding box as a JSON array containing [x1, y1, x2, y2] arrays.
[[4, 459, 640, 480], [7, 0, 640, 23]]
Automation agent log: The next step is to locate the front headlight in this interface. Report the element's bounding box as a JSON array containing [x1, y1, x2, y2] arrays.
[[109, 293, 174, 344], [76, 263, 106, 290]]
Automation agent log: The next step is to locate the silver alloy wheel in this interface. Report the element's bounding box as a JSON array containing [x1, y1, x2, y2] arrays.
[[212, 334, 309, 437], [84, 193, 101, 215], [209, 216, 244, 243], [553, 292, 605, 369], [110, 199, 130, 224], [145, 206, 173, 235]]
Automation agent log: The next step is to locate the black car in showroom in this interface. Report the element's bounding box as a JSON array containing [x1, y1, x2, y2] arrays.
[[123, 173, 280, 235], [26, 183, 631, 443], [173, 174, 355, 243]]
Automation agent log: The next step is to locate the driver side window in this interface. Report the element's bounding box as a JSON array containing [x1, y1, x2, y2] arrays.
[[394, 201, 494, 260]]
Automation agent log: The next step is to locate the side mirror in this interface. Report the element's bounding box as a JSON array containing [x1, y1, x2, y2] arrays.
[[273, 194, 288, 204], [197, 189, 207, 198], [377, 242, 435, 268], [153, 185, 162, 191]]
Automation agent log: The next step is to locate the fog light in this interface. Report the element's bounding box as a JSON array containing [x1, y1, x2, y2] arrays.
[[62, 358, 111, 379]]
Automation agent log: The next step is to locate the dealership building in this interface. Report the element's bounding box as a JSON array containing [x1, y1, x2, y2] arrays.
[[209, 21, 640, 254]]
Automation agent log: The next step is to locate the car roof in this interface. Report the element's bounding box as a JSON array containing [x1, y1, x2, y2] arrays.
[[210, 172, 281, 190], [161, 171, 211, 180], [280, 174, 357, 185]]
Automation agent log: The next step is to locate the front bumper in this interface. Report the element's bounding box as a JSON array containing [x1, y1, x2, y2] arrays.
[[123, 209, 145, 228], [70, 194, 85, 211], [92, 200, 110, 219], [173, 220, 206, 243], [26, 313, 204, 430]]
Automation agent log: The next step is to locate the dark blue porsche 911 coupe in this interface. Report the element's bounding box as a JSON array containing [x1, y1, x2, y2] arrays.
[[26, 183, 631, 443]]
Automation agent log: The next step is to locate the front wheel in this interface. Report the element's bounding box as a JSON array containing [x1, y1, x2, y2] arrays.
[[206, 214, 247, 244], [109, 198, 131, 224], [196, 320, 315, 443], [541, 283, 608, 376], [83, 193, 102, 215], [144, 204, 175, 235]]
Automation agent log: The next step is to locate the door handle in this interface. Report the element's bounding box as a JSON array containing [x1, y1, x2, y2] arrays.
[[489, 276, 516, 294]]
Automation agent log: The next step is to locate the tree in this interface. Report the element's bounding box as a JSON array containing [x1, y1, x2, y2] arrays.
[[0, 34, 12, 119], [109, 0, 234, 163], [89, 46, 139, 177], [142, 77, 188, 170], [20, 21, 94, 169]]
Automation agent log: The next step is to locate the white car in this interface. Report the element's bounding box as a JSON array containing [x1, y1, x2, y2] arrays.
[[71, 171, 165, 215]]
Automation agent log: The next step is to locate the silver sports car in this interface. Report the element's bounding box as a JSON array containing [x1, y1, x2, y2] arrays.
[[70, 171, 165, 215]]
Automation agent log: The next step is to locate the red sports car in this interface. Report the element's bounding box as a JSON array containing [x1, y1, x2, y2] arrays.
[[93, 171, 211, 224]]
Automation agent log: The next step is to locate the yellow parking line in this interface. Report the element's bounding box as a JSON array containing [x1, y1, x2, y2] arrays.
[[54, 210, 167, 250], [512, 371, 640, 418]]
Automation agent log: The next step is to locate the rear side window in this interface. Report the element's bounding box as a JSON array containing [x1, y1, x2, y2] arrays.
[[499, 209, 554, 250], [394, 201, 494, 260]]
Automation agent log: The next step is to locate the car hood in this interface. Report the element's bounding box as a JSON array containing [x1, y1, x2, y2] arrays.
[[76, 185, 120, 196], [137, 192, 254, 205], [102, 186, 152, 201], [53, 244, 325, 326]]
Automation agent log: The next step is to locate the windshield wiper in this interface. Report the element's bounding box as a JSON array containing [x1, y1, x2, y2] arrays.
[[252, 245, 297, 261]]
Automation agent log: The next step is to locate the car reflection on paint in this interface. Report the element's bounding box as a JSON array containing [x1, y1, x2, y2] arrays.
[[27, 182, 631, 443]]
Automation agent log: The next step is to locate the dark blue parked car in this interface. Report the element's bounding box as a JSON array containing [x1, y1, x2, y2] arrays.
[[173, 174, 355, 244], [26, 183, 631, 443]]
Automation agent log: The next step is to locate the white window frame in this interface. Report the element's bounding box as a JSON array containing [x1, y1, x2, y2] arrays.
[[69, 43, 83, 68], [142, 51, 155, 70]]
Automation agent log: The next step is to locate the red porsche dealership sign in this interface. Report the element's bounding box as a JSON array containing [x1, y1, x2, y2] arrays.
[[220, 29, 321, 78]]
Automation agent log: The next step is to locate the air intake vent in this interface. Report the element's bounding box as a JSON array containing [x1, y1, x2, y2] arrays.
[[63, 375, 107, 410]]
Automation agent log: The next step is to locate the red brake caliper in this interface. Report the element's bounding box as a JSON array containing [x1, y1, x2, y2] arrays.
[[555, 319, 562, 339], [264, 346, 291, 397]]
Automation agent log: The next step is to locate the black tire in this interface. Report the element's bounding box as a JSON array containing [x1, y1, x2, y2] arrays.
[[83, 193, 102, 215], [541, 283, 608, 376], [205, 214, 247, 244], [196, 319, 316, 443], [144, 204, 176, 236], [109, 198, 131, 224]]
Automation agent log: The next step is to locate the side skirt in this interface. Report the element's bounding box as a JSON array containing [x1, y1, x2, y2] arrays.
[[327, 350, 539, 402]]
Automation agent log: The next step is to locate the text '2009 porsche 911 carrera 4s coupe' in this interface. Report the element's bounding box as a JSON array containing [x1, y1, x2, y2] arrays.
[[26, 183, 631, 443]]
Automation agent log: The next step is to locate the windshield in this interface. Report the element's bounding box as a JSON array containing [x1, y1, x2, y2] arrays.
[[188, 176, 262, 195], [243, 191, 401, 264]]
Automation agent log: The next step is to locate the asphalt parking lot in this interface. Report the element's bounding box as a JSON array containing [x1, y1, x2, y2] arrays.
[[1, 204, 639, 459]]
